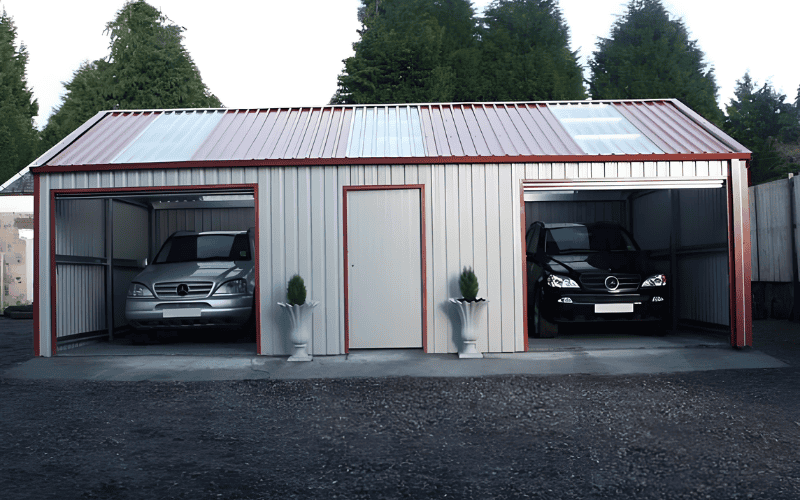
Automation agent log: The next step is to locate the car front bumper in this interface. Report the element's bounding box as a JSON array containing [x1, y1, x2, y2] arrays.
[[125, 295, 253, 329], [541, 290, 668, 323]]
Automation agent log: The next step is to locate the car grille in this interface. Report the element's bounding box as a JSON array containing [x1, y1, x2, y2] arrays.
[[154, 282, 213, 298], [579, 273, 640, 292]]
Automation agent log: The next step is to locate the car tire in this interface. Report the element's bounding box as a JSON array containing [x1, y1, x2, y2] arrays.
[[532, 289, 558, 338]]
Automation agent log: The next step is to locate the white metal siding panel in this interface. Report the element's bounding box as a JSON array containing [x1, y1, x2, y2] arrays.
[[471, 164, 489, 354], [310, 167, 327, 354], [418, 165, 435, 353], [444, 164, 461, 353], [431, 164, 450, 353], [498, 165, 516, 352], [324, 167, 340, 354], [484, 164, 502, 353], [297, 167, 314, 351], [337, 166, 351, 353], [270, 167, 288, 353], [511, 164, 525, 351]]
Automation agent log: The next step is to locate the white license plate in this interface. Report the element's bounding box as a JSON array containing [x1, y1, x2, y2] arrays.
[[595, 303, 634, 313], [162, 308, 202, 318]]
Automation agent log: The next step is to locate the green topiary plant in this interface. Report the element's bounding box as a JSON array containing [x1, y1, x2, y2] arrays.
[[287, 274, 307, 306], [459, 266, 479, 302]]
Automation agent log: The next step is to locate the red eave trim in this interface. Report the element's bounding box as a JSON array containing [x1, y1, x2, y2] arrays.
[[34, 153, 753, 173]]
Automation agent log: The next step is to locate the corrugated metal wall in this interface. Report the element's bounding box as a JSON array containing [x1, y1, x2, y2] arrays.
[[54, 199, 107, 339], [155, 207, 255, 250], [525, 201, 627, 229], [36, 159, 729, 356], [632, 188, 729, 326], [749, 177, 797, 282], [113, 202, 149, 328]]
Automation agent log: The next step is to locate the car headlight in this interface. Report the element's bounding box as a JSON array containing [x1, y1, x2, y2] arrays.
[[213, 279, 248, 296], [127, 283, 154, 298], [546, 275, 580, 288], [642, 274, 667, 287]]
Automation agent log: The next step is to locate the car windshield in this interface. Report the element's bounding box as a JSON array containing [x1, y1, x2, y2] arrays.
[[154, 234, 251, 263], [546, 225, 637, 254]]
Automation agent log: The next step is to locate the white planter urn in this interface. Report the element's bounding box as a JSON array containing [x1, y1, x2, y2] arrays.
[[449, 298, 488, 359], [277, 301, 319, 362]]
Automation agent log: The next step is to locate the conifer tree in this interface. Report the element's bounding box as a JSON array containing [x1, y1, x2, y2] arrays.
[[724, 73, 800, 184], [0, 9, 39, 185], [589, 0, 722, 124], [477, 0, 585, 101], [41, 1, 221, 151]]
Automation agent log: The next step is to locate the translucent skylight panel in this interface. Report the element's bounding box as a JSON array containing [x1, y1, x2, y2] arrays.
[[345, 106, 426, 158], [112, 110, 225, 163], [549, 104, 663, 155]]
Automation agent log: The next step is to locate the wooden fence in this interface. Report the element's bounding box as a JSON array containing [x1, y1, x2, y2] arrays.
[[750, 176, 800, 283]]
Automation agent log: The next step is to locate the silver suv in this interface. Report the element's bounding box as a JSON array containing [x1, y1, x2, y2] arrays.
[[125, 229, 255, 330]]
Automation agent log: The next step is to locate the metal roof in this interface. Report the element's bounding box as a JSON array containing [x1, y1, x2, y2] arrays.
[[32, 99, 749, 170]]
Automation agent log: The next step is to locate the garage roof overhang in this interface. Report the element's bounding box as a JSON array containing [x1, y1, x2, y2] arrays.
[[25, 99, 750, 175]]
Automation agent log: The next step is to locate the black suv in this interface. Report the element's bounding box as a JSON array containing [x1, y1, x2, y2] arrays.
[[526, 221, 669, 337]]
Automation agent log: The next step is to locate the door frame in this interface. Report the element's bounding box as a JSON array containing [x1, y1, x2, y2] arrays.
[[342, 184, 427, 353]]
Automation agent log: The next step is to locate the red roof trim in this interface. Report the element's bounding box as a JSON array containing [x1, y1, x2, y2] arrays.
[[32, 152, 752, 173]]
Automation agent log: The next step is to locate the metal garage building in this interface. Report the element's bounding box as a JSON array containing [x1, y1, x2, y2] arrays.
[[29, 99, 752, 357]]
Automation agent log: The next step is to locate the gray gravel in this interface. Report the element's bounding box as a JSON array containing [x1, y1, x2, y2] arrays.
[[2, 317, 800, 500]]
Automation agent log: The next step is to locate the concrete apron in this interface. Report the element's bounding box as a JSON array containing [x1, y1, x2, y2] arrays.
[[4, 332, 787, 382]]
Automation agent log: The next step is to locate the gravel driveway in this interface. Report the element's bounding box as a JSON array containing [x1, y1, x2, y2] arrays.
[[2, 318, 799, 500]]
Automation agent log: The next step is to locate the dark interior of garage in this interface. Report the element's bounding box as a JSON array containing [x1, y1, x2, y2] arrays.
[[525, 185, 730, 337], [53, 190, 255, 352]]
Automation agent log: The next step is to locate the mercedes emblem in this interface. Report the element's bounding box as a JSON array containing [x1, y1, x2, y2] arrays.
[[605, 276, 619, 291], [177, 284, 189, 296]]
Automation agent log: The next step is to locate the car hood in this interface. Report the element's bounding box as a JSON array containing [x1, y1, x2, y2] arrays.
[[545, 252, 655, 276], [133, 261, 252, 285]]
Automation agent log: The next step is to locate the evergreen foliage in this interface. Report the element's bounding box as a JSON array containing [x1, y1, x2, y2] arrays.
[[723, 73, 800, 184], [41, 0, 221, 151], [0, 9, 39, 185], [588, 0, 722, 124], [287, 275, 307, 306], [459, 267, 479, 302], [477, 0, 585, 101], [331, 0, 584, 104]]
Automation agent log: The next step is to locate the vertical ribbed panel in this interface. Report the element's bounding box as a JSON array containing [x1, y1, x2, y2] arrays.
[[678, 254, 730, 325], [155, 207, 255, 250], [56, 264, 106, 337], [55, 199, 105, 257], [525, 201, 627, 228]]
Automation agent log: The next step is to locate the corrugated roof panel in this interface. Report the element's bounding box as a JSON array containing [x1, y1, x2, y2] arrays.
[[285, 108, 311, 159], [657, 102, 732, 153], [549, 103, 663, 155], [273, 109, 304, 159], [35, 99, 749, 169], [231, 110, 270, 159]]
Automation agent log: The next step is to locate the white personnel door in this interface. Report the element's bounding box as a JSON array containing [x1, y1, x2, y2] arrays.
[[347, 188, 423, 348]]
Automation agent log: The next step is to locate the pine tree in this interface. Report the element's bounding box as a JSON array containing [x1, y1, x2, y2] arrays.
[[724, 73, 800, 184], [331, 0, 477, 104], [477, 0, 585, 101], [0, 9, 39, 185], [588, 0, 722, 124], [41, 0, 221, 151]]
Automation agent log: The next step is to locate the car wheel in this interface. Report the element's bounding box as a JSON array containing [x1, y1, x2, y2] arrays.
[[532, 289, 558, 338]]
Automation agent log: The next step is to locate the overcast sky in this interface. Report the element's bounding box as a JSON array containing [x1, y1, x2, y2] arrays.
[[2, 0, 798, 130]]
